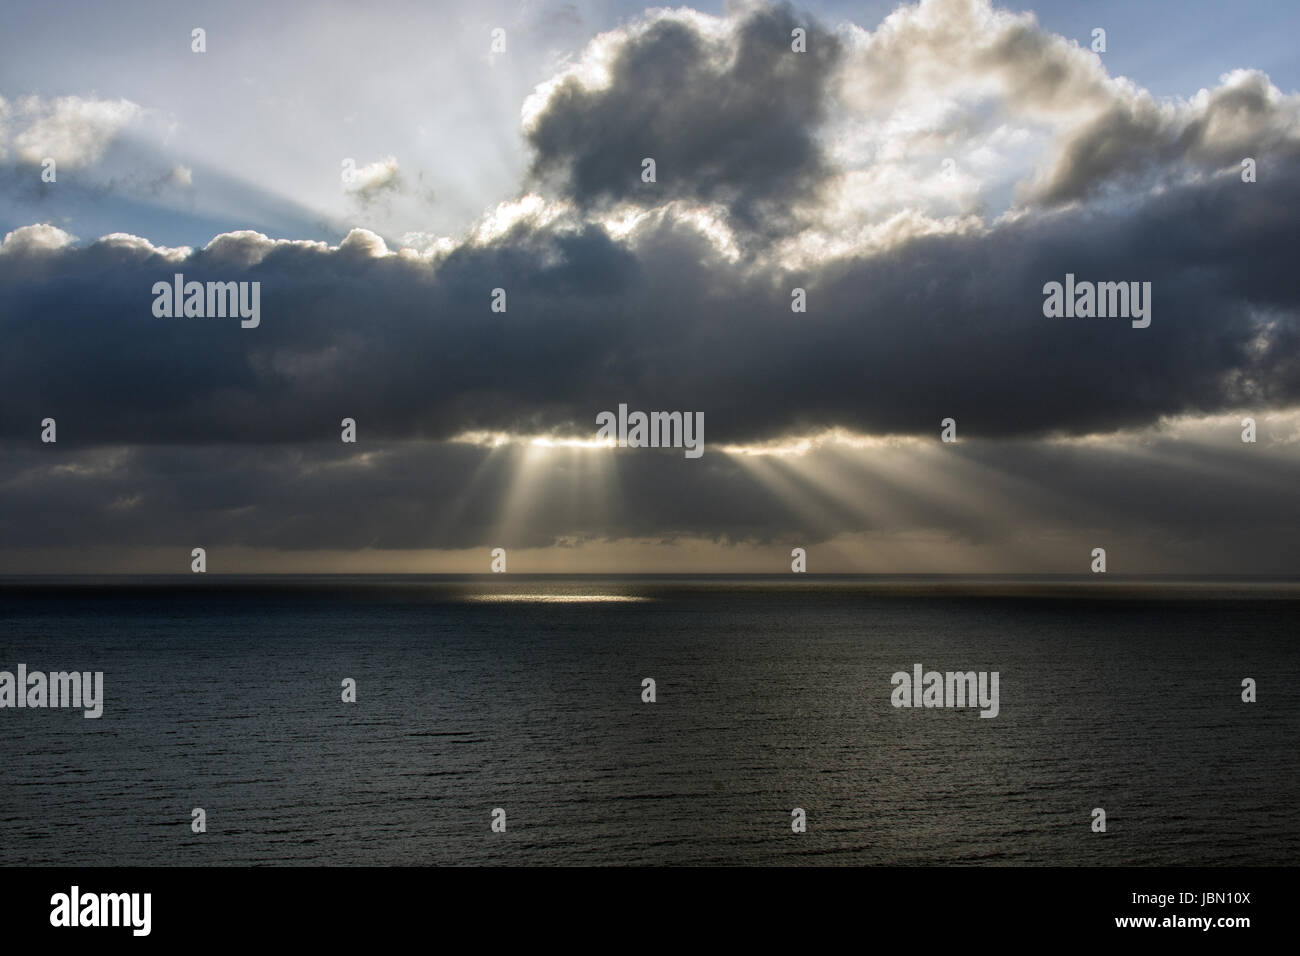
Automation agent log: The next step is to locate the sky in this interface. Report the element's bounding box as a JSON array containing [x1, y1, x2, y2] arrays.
[[0, 0, 1297, 573]]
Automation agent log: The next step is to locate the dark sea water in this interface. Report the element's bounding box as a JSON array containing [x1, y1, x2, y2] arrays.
[[0, 575, 1296, 866]]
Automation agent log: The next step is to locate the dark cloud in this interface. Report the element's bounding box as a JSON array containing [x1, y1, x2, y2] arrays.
[[2, 151, 1298, 447], [525, 3, 841, 235], [2, 0, 1298, 569], [2, 3, 1296, 448], [1, 430, 1296, 573], [1032, 71, 1300, 205]]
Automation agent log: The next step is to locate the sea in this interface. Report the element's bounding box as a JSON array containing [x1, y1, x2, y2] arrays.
[[0, 575, 1296, 866]]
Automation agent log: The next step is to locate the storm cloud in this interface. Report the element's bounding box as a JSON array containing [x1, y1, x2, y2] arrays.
[[1, 0, 1298, 569], [525, 3, 841, 234], [1, 154, 1297, 445]]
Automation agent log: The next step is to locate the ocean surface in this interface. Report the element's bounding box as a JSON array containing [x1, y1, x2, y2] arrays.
[[0, 575, 1296, 866]]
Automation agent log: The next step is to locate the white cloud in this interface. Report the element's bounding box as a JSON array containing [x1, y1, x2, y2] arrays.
[[344, 155, 403, 201], [5, 94, 142, 168], [0, 222, 77, 255]]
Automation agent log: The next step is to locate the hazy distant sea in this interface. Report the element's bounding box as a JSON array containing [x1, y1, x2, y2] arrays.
[[1, 575, 1296, 866]]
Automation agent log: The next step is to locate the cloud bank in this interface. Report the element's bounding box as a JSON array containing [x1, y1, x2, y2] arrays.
[[1, 0, 1297, 569]]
